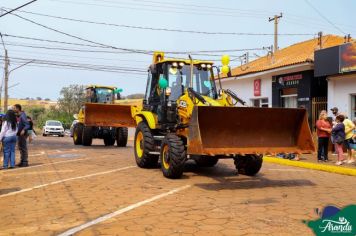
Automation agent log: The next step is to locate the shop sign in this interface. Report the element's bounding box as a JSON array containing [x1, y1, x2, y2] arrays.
[[340, 42, 356, 73], [254, 79, 261, 96], [278, 74, 302, 86]]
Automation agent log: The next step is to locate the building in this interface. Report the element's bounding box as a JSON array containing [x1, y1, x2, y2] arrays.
[[220, 35, 346, 126], [315, 41, 356, 120]]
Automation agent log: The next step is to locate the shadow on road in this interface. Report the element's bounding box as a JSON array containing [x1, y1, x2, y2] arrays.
[[0, 187, 21, 195], [182, 161, 315, 190]]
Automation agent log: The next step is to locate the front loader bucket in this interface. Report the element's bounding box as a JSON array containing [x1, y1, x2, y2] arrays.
[[84, 103, 136, 127], [188, 106, 315, 155]]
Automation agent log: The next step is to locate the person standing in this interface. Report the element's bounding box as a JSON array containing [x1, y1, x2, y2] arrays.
[[343, 116, 355, 164], [332, 115, 346, 165], [0, 110, 18, 169], [316, 111, 332, 162], [343, 118, 355, 164], [13, 104, 30, 167], [27, 116, 34, 144]]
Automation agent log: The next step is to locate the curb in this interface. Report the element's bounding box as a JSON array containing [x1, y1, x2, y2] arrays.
[[263, 157, 356, 176]]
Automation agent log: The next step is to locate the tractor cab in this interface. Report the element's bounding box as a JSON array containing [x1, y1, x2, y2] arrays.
[[144, 52, 217, 126], [85, 85, 122, 104]]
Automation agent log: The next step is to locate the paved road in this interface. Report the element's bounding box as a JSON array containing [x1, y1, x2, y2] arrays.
[[0, 136, 355, 236]]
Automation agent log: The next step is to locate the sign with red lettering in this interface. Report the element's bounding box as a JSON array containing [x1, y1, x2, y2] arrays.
[[254, 79, 261, 96]]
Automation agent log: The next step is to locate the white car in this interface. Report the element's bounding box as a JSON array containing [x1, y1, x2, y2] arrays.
[[43, 120, 65, 137]]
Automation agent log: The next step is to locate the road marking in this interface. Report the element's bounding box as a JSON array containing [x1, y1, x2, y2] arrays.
[[28, 151, 46, 157], [0, 166, 136, 198], [2, 158, 87, 173], [58, 185, 191, 236], [6, 170, 74, 176]]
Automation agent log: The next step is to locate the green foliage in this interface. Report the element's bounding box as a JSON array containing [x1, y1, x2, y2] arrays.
[[25, 85, 86, 130], [36, 106, 73, 129], [58, 84, 86, 115]]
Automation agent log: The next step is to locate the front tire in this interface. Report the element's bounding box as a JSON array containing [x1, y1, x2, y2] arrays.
[[134, 122, 158, 168], [234, 154, 263, 176], [82, 126, 93, 146], [116, 127, 128, 147], [160, 134, 186, 179], [73, 123, 83, 145]]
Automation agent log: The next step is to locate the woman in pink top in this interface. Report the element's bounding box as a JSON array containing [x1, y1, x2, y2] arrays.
[[316, 111, 332, 162]]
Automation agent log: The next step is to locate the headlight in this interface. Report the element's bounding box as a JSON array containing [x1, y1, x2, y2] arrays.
[[172, 62, 178, 67], [179, 62, 185, 67], [201, 64, 206, 68], [207, 64, 212, 69]]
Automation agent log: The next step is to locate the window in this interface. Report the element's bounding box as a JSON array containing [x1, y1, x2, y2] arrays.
[[251, 98, 269, 107], [281, 88, 298, 108], [352, 95, 356, 120], [144, 72, 152, 103]]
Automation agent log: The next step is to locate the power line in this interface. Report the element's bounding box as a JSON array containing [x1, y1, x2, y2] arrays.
[[2, 36, 267, 56], [4, 10, 153, 55], [304, 0, 346, 34], [0, 0, 37, 18], [11, 9, 315, 36]]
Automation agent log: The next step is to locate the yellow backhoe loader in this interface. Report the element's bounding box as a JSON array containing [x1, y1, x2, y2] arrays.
[[83, 52, 315, 178], [72, 85, 131, 147]]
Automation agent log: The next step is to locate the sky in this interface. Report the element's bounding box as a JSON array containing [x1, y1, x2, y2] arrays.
[[0, 0, 355, 100]]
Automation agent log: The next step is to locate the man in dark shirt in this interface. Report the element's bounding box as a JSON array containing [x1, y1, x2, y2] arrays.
[[13, 104, 30, 167]]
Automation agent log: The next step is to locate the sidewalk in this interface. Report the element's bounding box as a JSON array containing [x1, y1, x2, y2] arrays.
[[264, 152, 356, 176]]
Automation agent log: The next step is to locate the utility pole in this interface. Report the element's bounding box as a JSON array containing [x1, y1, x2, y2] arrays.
[[4, 49, 9, 112], [269, 13, 283, 53], [318, 31, 323, 49]]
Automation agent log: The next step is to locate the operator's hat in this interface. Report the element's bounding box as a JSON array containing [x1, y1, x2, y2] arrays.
[[330, 107, 338, 112]]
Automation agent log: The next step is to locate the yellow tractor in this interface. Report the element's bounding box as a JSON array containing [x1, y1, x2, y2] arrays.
[[72, 85, 129, 147], [86, 52, 315, 178]]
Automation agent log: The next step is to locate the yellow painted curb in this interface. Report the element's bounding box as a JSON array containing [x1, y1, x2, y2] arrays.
[[263, 157, 356, 176]]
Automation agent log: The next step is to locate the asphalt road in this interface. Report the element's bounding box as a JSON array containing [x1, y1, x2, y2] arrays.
[[0, 136, 355, 236]]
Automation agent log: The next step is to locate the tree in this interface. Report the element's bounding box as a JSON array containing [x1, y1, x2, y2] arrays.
[[36, 97, 42, 101], [44, 98, 51, 101], [57, 84, 86, 115], [126, 93, 145, 99]]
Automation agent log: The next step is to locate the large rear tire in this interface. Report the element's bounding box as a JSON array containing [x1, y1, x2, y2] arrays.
[[193, 155, 219, 167], [160, 134, 186, 179], [234, 154, 263, 176], [116, 127, 128, 147], [134, 122, 158, 168], [73, 123, 83, 145], [82, 126, 93, 146]]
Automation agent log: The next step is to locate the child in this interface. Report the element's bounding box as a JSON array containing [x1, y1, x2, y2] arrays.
[[331, 115, 346, 165]]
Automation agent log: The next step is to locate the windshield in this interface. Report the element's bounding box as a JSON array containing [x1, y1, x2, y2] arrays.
[[86, 88, 114, 103], [46, 121, 62, 126], [167, 64, 216, 101]]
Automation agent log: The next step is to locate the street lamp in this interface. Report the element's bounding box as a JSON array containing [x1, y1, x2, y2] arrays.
[[3, 59, 35, 111]]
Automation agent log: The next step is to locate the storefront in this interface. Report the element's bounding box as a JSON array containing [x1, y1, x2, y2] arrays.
[[219, 76, 272, 107], [315, 42, 356, 119], [272, 70, 328, 125]]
